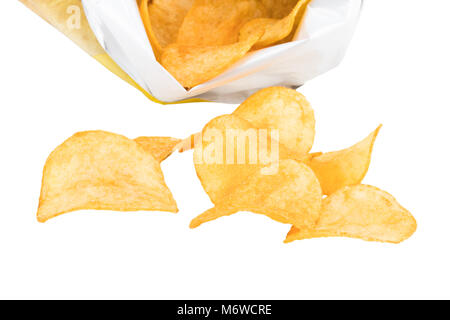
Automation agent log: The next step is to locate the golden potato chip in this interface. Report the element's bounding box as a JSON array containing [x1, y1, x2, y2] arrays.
[[281, 0, 310, 44], [193, 113, 302, 202], [37, 131, 178, 222], [285, 185, 417, 244], [191, 159, 322, 229], [19, 0, 104, 56], [176, 0, 268, 46], [194, 115, 260, 203], [177, 133, 201, 153], [161, 31, 262, 88], [140, 0, 312, 86], [261, 0, 301, 19], [239, 0, 309, 50], [306, 126, 381, 196], [140, 0, 194, 57], [135, 136, 181, 162], [177, 87, 315, 157], [191, 114, 321, 229], [233, 87, 315, 158]]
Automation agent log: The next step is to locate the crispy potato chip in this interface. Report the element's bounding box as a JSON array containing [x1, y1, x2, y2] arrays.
[[281, 0, 310, 44], [176, 0, 268, 46], [135, 136, 181, 162], [177, 133, 201, 153], [141, 0, 312, 86], [191, 159, 321, 229], [285, 185, 417, 244], [19, 0, 104, 56], [37, 131, 178, 222], [233, 87, 315, 158], [194, 115, 260, 203], [306, 126, 381, 196], [239, 0, 309, 50], [193, 114, 301, 202], [191, 114, 321, 229], [177, 87, 315, 157], [261, 0, 301, 19], [161, 31, 262, 88], [140, 0, 194, 57]]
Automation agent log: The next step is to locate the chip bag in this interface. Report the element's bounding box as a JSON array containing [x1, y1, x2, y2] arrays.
[[20, 0, 363, 103]]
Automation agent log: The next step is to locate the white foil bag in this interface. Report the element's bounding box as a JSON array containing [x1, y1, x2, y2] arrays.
[[82, 0, 363, 103]]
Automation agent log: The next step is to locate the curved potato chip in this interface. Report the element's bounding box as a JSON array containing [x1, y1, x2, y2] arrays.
[[191, 159, 322, 229], [233, 87, 315, 158], [285, 185, 417, 244], [135, 136, 181, 162], [192, 114, 321, 229], [281, 0, 310, 44], [161, 31, 262, 88], [194, 114, 260, 204], [19, 0, 104, 56], [261, 0, 301, 19], [176, 0, 268, 46], [140, 0, 194, 57], [178, 87, 315, 156], [37, 131, 178, 222], [239, 0, 309, 50], [306, 126, 381, 195]]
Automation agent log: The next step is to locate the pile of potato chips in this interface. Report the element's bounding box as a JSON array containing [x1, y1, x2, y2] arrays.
[[37, 87, 417, 244], [139, 0, 311, 88]]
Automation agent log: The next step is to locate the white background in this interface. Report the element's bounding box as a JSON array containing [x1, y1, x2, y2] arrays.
[[1, 0, 449, 299]]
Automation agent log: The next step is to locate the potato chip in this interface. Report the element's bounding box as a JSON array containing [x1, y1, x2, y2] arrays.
[[233, 87, 315, 158], [193, 115, 260, 203], [191, 159, 322, 229], [140, 0, 313, 87], [177, 87, 315, 158], [281, 0, 310, 44], [176, 0, 268, 46], [140, 0, 194, 57], [135, 136, 181, 162], [19, 0, 104, 56], [37, 131, 178, 222], [191, 114, 321, 229], [306, 126, 381, 195], [285, 185, 417, 244], [261, 0, 301, 19], [239, 0, 309, 50], [160, 31, 262, 88], [177, 133, 201, 153]]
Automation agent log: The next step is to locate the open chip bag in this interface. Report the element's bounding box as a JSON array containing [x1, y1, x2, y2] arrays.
[[19, 0, 362, 103]]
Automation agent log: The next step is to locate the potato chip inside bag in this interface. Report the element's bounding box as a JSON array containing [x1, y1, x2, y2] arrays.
[[176, 0, 268, 46], [285, 185, 417, 244], [161, 31, 263, 88], [261, 0, 302, 19], [192, 114, 321, 229], [37, 131, 178, 222], [306, 126, 381, 195], [239, 0, 310, 50], [140, 0, 194, 57]]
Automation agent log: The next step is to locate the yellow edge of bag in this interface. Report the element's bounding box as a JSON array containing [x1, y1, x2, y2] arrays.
[[93, 54, 205, 105], [19, 0, 204, 105]]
